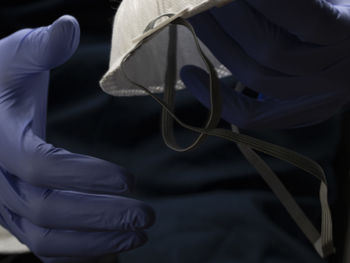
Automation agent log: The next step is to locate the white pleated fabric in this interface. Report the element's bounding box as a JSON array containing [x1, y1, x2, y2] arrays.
[[100, 0, 234, 96], [0, 226, 29, 254]]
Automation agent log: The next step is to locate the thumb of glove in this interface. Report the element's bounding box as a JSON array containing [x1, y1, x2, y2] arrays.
[[0, 15, 80, 78], [21, 15, 80, 72]]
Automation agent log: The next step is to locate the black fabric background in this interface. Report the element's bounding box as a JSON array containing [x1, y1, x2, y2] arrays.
[[0, 1, 349, 262]]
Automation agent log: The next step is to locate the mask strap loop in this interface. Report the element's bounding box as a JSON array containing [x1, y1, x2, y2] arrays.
[[144, 14, 222, 151], [230, 125, 332, 257], [120, 16, 335, 258]]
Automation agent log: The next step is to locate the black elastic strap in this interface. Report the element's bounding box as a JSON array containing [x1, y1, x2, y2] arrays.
[[120, 15, 335, 258]]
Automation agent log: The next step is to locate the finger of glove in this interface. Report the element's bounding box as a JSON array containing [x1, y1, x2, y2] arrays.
[[187, 12, 292, 99], [181, 65, 346, 129], [181, 65, 272, 129], [187, 12, 345, 100], [0, 206, 147, 258], [12, 15, 80, 74], [210, 1, 350, 75], [0, 169, 155, 232], [244, 0, 350, 45], [0, 17, 79, 140], [0, 120, 134, 195]]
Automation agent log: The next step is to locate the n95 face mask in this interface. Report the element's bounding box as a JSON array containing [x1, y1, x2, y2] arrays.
[[100, 0, 233, 96], [99, 0, 335, 258]]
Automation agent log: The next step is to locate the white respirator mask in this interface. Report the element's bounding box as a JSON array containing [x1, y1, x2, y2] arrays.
[[99, 0, 335, 257]]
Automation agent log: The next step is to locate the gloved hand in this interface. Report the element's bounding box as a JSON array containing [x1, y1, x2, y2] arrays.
[[0, 15, 155, 263], [181, 0, 350, 129]]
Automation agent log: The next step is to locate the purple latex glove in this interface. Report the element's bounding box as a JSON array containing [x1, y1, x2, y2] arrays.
[[0, 16, 155, 263], [181, 0, 350, 129]]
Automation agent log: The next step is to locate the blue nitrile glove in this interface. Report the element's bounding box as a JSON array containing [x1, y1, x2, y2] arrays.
[[0, 16, 155, 263], [181, 0, 350, 129]]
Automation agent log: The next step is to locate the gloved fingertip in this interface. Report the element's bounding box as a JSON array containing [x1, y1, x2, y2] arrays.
[[116, 231, 148, 253], [50, 15, 80, 46], [128, 231, 148, 250], [43, 15, 80, 69], [135, 231, 148, 245], [180, 65, 211, 107], [51, 15, 80, 45], [181, 65, 209, 86], [257, 93, 265, 101], [136, 204, 156, 229], [123, 203, 156, 231], [52, 15, 79, 27], [117, 167, 135, 194]]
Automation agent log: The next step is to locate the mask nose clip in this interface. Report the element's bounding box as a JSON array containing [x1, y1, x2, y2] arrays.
[[144, 14, 175, 33]]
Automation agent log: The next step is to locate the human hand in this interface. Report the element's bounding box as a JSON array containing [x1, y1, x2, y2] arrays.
[[181, 0, 350, 129], [0, 16, 155, 263]]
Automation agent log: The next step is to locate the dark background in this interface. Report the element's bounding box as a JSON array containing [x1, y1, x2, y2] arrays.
[[1, 1, 349, 262]]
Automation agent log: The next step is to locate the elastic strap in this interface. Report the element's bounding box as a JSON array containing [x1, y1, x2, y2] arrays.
[[121, 16, 335, 258], [230, 125, 330, 257]]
